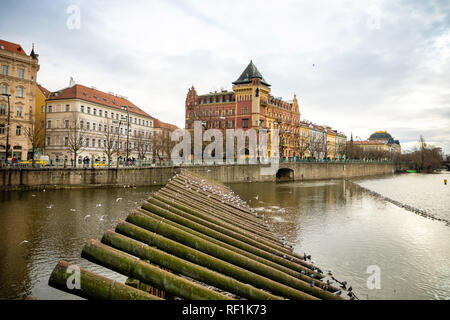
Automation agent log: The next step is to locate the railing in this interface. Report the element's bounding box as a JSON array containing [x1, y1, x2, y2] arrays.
[[0, 157, 396, 169]]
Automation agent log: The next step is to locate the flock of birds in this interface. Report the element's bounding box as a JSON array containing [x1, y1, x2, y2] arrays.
[[20, 176, 358, 300], [171, 173, 358, 300], [18, 187, 142, 247]]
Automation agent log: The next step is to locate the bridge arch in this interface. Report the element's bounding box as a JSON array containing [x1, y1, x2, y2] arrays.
[[276, 167, 294, 182]]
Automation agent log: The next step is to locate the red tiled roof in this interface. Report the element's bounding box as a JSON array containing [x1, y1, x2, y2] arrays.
[[154, 119, 178, 131], [37, 84, 51, 98], [47, 84, 152, 118], [0, 39, 28, 56]]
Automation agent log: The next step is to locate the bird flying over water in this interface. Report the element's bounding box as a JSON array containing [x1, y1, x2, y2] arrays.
[[19, 240, 29, 245], [84, 215, 91, 220], [116, 198, 122, 202]]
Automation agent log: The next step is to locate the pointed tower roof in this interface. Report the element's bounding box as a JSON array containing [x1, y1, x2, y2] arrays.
[[232, 60, 270, 86]]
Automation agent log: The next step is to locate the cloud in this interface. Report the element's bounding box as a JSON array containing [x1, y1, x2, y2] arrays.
[[0, 0, 449, 153]]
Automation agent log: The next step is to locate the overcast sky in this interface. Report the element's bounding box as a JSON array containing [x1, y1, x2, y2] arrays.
[[1, 0, 449, 153]]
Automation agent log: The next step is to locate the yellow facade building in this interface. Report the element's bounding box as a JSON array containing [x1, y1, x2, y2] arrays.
[[0, 39, 40, 162]]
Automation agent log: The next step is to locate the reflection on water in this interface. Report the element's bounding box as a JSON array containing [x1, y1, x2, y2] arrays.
[[0, 174, 449, 300], [0, 186, 159, 300], [231, 177, 450, 300]]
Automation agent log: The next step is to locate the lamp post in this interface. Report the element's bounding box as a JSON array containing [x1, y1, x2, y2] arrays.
[[1, 93, 11, 162], [121, 106, 130, 165]]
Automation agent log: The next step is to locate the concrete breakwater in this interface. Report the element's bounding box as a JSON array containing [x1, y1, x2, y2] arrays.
[[48, 170, 355, 300], [1, 162, 396, 191], [351, 181, 450, 227]]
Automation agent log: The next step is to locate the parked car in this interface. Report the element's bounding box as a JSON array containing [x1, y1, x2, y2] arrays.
[[93, 161, 107, 167], [19, 159, 48, 166]]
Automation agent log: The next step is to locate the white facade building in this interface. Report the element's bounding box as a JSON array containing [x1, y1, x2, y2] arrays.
[[45, 82, 154, 165]]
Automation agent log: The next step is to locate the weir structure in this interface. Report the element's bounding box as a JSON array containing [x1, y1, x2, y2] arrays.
[[48, 170, 354, 300]]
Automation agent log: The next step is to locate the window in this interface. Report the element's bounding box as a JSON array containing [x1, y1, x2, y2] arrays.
[[99, 110, 102, 117], [17, 87, 23, 97], [48, 105, 52, 113], [105, 111, 108, 118], [80, 120, 84, 129], [47, 120, 51, 129], [1, 84, 7, 94], [99, 124, 102, 132], [18, 68, 24, 79], [80, 105, 84, 113], [93, 108, 97, 115], [64, 137, 69, 147], [87, 106, 91, 114], [41, 106, 45, 113], [111, 112, 114, 119], [64, 120, 69, 128], [242, 119, 248, 128], [86, 139, 89, 147], [0, 104, 5, 115], [65, 105, 70, 112], [92, 139, 96, 147], [0, 124, 4, 134], [2, 65, 8, 76], [16, 125, 21, 136], [93, 123, 96, 131], [16, 106, 22, 117], [86, 122, 90, 130], [46, 137, 51, 146]]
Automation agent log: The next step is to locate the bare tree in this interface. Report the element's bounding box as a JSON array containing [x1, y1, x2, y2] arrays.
[[295, 133, 310, 158], [309, 134, 325, 159], [136, 132, 151, 165], [66, 115, 85, 167], [102, 120, 117, 166], [153, 130, 176, 163], [24, 121, 45, 167]]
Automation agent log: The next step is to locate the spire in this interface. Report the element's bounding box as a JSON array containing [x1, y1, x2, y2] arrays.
[[232, 60, 270, 86], [30, 43, 37, 59]]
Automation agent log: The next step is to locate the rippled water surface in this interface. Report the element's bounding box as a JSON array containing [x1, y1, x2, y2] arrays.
[[231, 174, 450, 300], [0, 186, 159, 300], [355, 172, 450, 221], [0, 173, 449, 300]]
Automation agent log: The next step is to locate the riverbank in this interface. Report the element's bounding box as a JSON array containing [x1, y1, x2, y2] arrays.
[[0, 162, 396, 191]]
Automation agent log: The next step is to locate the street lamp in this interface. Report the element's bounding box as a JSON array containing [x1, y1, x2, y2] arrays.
[[121, 106, 130, 165], [1, 93, 11, 162]]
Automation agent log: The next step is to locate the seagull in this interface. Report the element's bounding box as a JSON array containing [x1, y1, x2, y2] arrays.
[[84, 215, 91, 220], [46, 204, 53, 209], [96, 204, 102, 207], [254, 195, 259, 200], [100, 215, 106, 221], [31, 194, 36, 197], [116, 198, 122, 202], [19, 240, 30, 245], [348, 286, 353, 292], [335, 290, 342, 296], [70, 209, 76, 212]]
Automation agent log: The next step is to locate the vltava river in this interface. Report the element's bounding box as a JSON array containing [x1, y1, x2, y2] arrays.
[[231, 172, 450, 300], [0, 172, 449, 300]]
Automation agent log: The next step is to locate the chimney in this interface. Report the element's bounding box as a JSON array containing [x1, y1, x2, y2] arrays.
[[69, 77, 76, 87]]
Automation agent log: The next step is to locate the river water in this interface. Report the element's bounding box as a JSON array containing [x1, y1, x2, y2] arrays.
[[0, 172, 449, 300]]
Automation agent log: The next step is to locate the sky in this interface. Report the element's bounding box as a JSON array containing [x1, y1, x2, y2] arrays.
[[1, 0, 449, 153]]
